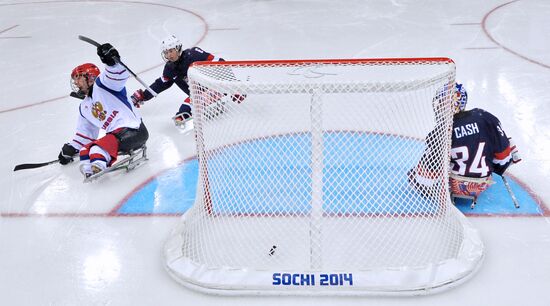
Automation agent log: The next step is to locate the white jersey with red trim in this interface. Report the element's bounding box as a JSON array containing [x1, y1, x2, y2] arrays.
[[69, 63, 142, 150]]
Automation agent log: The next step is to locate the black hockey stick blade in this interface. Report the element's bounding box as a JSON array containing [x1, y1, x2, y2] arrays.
[[14, 160, 59, 171], [78, 35, 101, 47]]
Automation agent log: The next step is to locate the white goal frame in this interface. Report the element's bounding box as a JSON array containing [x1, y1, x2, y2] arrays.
[[164, 58, 484, 296]]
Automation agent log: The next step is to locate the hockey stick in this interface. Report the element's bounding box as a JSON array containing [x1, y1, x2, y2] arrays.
[[13, 160, 59, 171], [501, 175, 520, 209], [77, 35, 157, 97]]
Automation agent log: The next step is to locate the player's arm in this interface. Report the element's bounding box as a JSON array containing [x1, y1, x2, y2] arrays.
[[131, 66, 175, 107], [490, 119, 520, 175], [190, 47, 224, 62], [492, 148, 512, 175], [96, 44, 130, 91], [71, 109, 100, 149], [59, 109, 99, 165], [190, 48, 246, 103], [98, 63, 130, 91], [145, 75, 174, 99]]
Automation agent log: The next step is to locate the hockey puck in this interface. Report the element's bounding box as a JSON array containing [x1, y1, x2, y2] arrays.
[[269, 245, 277, 256]]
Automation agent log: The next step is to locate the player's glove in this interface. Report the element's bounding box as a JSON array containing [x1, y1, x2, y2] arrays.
[[511, 145, 521, 164], [509, 138, 522, 164], [97, 43, 120, 66], [131, 89, 145, 108], [58, 143, 78, 165]]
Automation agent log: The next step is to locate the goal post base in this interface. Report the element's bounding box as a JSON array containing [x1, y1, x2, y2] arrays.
[[164, 209, 483, 296]]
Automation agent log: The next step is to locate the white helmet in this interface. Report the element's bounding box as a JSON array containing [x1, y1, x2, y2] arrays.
[[160, 35, 182, 62]]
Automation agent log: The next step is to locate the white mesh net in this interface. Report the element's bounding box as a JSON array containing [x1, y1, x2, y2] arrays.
[[164, 58, 483, 295]]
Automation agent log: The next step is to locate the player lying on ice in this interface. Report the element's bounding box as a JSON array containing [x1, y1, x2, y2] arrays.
[[130, 34, 245, 127], [408, 83, 521, 204], [58, 43, 149, 179]]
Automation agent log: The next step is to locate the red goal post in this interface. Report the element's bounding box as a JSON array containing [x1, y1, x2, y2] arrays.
[[164, 57, 484, 295]]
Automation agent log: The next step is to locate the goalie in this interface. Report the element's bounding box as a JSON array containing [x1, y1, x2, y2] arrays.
[[409, 83, 521, 203]]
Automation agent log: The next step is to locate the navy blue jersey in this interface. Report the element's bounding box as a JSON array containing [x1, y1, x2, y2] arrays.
[[143, 47, 220, 100], [450, 108, 512, 177], [415, 108, 513, 183]]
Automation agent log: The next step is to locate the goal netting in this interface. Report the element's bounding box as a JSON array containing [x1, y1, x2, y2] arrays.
[[164, 58, 484, 295]]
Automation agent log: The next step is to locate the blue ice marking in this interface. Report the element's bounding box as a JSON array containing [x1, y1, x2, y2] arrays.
[[117, 134, 543, 216], [117, 159, 198, 214]]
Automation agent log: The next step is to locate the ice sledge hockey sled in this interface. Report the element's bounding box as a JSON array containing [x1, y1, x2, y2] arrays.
[[83, 145, 148, 183], [172, 114, 194, 134]]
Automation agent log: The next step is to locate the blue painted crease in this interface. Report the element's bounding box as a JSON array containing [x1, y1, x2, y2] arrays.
[[118, 134, 540, 216]]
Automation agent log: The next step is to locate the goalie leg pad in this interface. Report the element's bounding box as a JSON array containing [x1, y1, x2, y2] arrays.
[[450, 174, 494, 199]]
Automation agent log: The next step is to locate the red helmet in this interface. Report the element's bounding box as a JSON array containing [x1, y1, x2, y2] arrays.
[[71, 63, 100, 79], [70, 63, 100, 97]]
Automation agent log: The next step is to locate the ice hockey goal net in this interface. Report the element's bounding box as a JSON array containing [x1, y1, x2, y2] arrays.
[[164, 58, 483, 295]]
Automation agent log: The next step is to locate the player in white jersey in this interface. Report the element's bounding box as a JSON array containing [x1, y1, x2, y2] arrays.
[[58, 43, 149, 178]]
